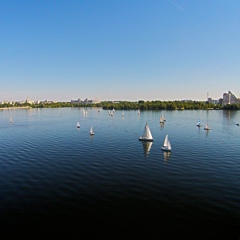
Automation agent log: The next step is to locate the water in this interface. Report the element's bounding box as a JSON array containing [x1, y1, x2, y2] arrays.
[[0, 108, 239, 238]]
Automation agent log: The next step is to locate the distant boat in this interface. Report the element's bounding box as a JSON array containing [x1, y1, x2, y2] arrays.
[[196, 120, 202, 127], [122, 111, 124, 117], [112, 108, 115, 112], [161, 134, 171, 152], [139, 122, 153, 141], [160, 115, 165, 123], [10, 117, 13, 123], [90, 126, 94, 135], [204, 123, 210, 130], [77, 122, 80, 128], [138, 109, 140, 115]]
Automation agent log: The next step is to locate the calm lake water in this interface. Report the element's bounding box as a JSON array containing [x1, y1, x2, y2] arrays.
[[0, 108, 239, 238]]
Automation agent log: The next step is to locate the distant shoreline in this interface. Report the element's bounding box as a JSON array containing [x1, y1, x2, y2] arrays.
[[0, 106, 31, 110]]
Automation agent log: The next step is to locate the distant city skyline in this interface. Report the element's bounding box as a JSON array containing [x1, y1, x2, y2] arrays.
[[0, 1, 239, 102]]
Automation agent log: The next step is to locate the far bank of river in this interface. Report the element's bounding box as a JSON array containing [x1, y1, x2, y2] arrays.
[[0, 106, 31, 110]]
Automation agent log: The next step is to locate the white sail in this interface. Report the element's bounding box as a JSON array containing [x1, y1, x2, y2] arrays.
[[141, 123, 153, 140], [163, 134, 168, 147], [160, 115, 164, 123], [196, 120, 201, 127], [204, 123, 210, 130], [10, 117, 13, 123], [90, 126, 94, 135], [162, 134, 171, 151], [167, 140, 171, 150]]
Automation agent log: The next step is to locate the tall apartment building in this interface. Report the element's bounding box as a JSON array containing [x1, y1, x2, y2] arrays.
[[222, 91, 240, 106]]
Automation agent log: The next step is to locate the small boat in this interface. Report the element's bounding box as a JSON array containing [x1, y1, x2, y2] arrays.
[[138, 109, 140, 115], [90, 126, 94, 135], [196, 120, 202, 127], [160, 115, 165, 123], [122, 111, 124, 117], [77, 122, 80, 128], [139, 122, 153, 141], [204, 123, 210, 130], [161, 134, 171, 152], [10, 117, 13, 123]]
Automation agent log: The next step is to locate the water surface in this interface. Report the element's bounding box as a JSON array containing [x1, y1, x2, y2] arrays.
[[0, 108, 239, 238]]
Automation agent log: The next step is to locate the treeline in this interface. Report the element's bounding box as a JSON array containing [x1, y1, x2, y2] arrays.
[[100, 100, 224, 110], [1, 101, 240, 110]]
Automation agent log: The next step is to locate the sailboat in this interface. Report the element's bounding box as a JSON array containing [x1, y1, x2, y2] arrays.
[[204, 123, 210, 130], [139, 122, 153, 141], [122, 111, 124, 117], [10, 117, 13, 123], [77, 122, 80, 128], [161, 134, 171, 152], [138, 109, 140, 115], [160, 115, 165, 123], [196, 120, 202, 127], [90, 126, 94, 135]]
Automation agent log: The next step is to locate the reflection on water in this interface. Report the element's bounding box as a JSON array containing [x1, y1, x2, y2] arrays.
[[163, 151, 171, 162], [141, 141, 153, 157], [160, 122, 164, 130], [205, 129, 209, 137], [222, 110, 237, 119]]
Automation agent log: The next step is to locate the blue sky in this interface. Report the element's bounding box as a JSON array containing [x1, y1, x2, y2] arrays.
[[0, 0, 239, 102]]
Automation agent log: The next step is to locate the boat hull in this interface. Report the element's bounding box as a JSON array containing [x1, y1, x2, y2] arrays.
[[161, 147, 171, 152], [139, 137, 153, 142]]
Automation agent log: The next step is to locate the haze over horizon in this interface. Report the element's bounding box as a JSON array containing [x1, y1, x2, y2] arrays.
[[0, 0, 239, 102]]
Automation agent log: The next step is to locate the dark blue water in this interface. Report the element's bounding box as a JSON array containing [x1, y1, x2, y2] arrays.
[[0, 108, 239, 238]]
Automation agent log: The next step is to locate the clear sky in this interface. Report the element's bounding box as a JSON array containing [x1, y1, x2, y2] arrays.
[[0, 0, 239, 102]]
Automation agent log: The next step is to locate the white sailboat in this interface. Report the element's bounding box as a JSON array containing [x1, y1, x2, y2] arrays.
[[196, 120, 202, 127], [10, 117, 13, 123], [138, 109, 140, 115], [77, 122, 80, 128], [122, 111, 124, 117], [161, 134, 171, 152], [204, 123, 210, 130], [139, 122, 153, 141], [160, 115, 165, 123], [90, 126, 94, 135]]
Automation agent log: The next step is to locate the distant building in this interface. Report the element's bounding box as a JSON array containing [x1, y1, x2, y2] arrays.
[[26, 97, 34, 104], [207, 97, 219, 104], [222, 91, 240, 106], [71, 98, 101, 104]]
